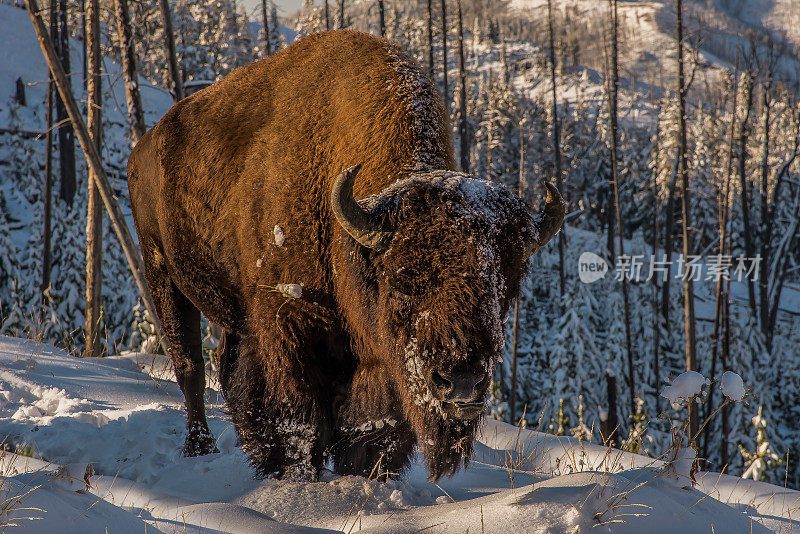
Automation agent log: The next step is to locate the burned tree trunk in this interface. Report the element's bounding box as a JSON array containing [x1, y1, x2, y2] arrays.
[[83, 0, 103, 357], [56, 0, 76, 205], [546, 0, 565, 297], [601, 372, 620, 447], [703, 72, 738, 459], [457, 0, 468, 172], [440, 0, 448, 108], [509, 120, 528, 425], [114, 0, 146, 144], [427, 0, 434, 79], [607, 0, 635, 417], [378, 0, 385, 37], [261, 0, 271, 56], [675, 0, 698, 442], [42, 0, 57, 297], [158, 0, 184, 101], [737, 70, 756, 316]]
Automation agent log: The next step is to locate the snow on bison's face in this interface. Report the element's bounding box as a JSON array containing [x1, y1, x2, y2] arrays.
[[331, 166, 564, 479]]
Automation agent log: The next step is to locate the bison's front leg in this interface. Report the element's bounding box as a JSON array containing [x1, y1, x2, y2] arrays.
[[331, 420, 416, 478], [143, 252, 217, 457], [222, 333, 328, 481], [330, 363, 416, 477]]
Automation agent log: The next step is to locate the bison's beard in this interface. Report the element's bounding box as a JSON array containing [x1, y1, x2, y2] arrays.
[[420, 412, 482, 480], [399, 384, 483, 480]]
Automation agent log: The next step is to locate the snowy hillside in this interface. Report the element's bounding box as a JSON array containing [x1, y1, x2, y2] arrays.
[[0, 335, 795, 533], [508, 0, 800, 94]]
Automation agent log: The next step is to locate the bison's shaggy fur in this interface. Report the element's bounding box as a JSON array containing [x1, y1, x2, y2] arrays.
[[128, 30, 562, 481]]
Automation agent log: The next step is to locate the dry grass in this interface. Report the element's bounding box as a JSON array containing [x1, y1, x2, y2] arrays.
[[0, 450, 57, 528]]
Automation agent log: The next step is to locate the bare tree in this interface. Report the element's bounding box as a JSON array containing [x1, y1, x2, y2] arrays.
[[650, 124, 661, 415], [324, 0, 330, 31], [26, 0, 169, 355], [56, 0, 76, 204], [675, 0, 699, 441], [158, 0, 184, 101], [440, 0, 448, 108], [81, 0, 87, 91], [601, 372, 620, 447], [703, 71, 738, 459], [261, 0, 271, 55], [457, 0, 469, 172], [427, 0, 434, 79], [114, 0, 146, 144], [546, 0, 565, 297], [338, 0, 345, 29], [607, 0, 635, 417], [753, 49, 800, 353], [737, 67, 756, 314], [84, 0, 103, 357], [510, 118, 526, 424], [378, 0, 385, 37], [42, 0, 57, 297]]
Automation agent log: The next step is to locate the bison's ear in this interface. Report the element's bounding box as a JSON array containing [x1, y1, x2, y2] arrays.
[[526, 182, 565, 257], [331, 164, 394, 252]]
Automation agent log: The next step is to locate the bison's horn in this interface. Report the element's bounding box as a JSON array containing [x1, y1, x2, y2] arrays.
[[527, 182, 566, 256], [331, 164, 393, 252]]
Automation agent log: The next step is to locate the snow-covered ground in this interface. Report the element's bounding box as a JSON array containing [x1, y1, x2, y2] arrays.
[[0, 336, 796, 533]]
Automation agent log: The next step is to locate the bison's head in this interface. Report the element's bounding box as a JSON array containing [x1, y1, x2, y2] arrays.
[[331, 166, 564, 479]]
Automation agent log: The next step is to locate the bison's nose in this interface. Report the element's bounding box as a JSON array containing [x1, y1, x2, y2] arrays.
[[430, 369, 483, 403]]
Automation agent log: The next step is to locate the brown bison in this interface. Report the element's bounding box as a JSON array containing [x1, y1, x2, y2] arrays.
[[128, 30, 564, 481]]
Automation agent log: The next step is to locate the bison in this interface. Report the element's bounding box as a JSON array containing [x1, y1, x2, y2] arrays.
[[128, 30, 564, 481]]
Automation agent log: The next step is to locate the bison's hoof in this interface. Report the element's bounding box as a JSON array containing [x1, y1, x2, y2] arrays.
[[183, 425, 218, 456]]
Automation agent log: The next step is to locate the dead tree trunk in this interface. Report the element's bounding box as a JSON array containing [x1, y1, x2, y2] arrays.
[[26, 0, 169, 356], [83, 0, 103, 358], [675, 0, 699, 442], [427, 0, 434, 79], [457, 0, 468, 172], [158, 0, 184, 102], [56, 0, 76, 205], [660, 152, 678, 342], [737, 70, 756, 316], [338, 0, 345, 29], [510, 120, 526, 425], [720, 255, 732, 467], [114, 0, 146, 145], [81, 0, 86, 91], [440, 0, 448, 108], [261, 0, 271, 56], [378, 0, 385, 37], [758, 76, 772, 343], [651, 149, 661, 414], [607, 0, 635, 417], [324, 0, 330, 31], [42, 0, 57, 297], [546, 0, 565, 297], [601, 372, 620, 447], [703, 72, 738, 459]]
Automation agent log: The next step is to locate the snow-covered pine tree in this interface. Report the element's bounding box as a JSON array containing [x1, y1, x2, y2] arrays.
[[295, 0, 326, 38], [739, 406, 782, 482], [547, 279, 602, 425]]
